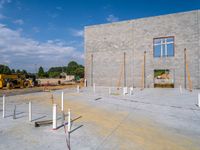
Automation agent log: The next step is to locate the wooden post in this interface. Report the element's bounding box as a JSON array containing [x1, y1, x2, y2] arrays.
[[184, 48, 192, 91], [144, 51, 146, 88], [124, 52, 126, 87], [141, 51, 146, 89], [91, 54, 93, 86], [184, 48, 186, 89]]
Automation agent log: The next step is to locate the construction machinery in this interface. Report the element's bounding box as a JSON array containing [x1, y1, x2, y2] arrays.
[[0, 74, 38, 89]]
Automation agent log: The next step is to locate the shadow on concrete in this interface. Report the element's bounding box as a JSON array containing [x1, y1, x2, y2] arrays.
[[56, 116, 82, 130], [69, 125, 83, 134]]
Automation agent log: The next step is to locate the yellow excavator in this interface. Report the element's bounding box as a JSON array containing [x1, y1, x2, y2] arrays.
[[0, 74, 34, 89]]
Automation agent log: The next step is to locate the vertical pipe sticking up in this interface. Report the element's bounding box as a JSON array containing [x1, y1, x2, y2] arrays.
[[93, 83, 95, 93], [108, 87, 111, 95], [53, 104, 57, 129], [68, 109, 71, 132], [123, 87, 127, 96], [130, 87, 133, 95], [29, 101, 32, 122], [2, 95, 5, 118], [84, 79, 87, 87], [77, 85, 80, 93], [61, 91, 64, 111], [179, 85, 182, 94]]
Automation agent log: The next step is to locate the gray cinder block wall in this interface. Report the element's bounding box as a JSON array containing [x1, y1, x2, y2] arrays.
[[84, 10, 200, 89]]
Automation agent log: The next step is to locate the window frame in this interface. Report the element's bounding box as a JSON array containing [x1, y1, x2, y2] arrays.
[[153, 36, 175, 58]]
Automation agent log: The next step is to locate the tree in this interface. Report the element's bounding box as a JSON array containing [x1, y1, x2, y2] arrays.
[[21, 70, 28, 75], [0, 65, 11, 74], [11, 69, 15, 73], [66, 61, 79, 75], [38, 66, 45, 78], [16, 69, 21, 74], [74, 66, 84, 78]]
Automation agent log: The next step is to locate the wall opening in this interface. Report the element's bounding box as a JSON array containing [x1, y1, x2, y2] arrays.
[[154, 69, 174, 88]]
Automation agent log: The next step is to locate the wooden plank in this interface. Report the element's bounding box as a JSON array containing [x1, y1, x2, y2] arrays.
[[35, 120, 52, 127]]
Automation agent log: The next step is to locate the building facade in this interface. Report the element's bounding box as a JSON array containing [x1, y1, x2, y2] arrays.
[[84, 10, 200, 89]]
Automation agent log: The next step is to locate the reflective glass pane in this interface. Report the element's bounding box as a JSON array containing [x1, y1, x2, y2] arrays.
[[154, 39, 161, 45], [167, 43, 174, 56], [167, 38, 174, 43], [154, 45, 161, 57]]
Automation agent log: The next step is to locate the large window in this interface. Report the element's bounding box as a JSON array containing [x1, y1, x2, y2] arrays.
[[153, 37, 174, 57]]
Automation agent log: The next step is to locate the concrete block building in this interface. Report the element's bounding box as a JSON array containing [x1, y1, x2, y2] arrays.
[[84, 10, 200, 89]]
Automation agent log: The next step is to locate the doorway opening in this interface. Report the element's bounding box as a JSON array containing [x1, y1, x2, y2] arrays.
[[154, 69, 174, 88]]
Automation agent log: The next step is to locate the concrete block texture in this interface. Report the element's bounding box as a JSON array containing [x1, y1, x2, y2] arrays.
[[85, 10, 200, 89]]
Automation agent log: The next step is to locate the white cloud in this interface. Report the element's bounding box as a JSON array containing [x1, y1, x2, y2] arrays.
[[13, 19, 24, 25], [0, 24, 83, 72], [106, 14, 119, 22], [71, 29, 83, 37]]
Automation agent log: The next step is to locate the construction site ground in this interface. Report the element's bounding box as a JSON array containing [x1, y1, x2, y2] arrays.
[[0, 83, 79, 97], [0, 87, 200, 150]]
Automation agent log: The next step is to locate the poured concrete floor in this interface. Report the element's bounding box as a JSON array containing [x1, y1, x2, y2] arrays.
[[0, 87, 200, 150]]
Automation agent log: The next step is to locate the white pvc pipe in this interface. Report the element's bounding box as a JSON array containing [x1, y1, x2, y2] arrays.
[[84, 79, 87, 87], [198, 93, 200, 107], [108, 87, 111, 95], [129, 87, 133, 95], [2, 95, 5, 118], [61, 91, 64, 111], [68, 109, 71, 132], [179, 85, 182, 94], [53, 104, 57, 129], [123, 87, 127, 96], [77, 85, 80, 93], [29, 101, 32, 122], [93, 83, 96, 93]]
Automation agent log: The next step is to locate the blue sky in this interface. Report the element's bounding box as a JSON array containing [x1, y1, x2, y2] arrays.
[[0, 0, 200, 72]]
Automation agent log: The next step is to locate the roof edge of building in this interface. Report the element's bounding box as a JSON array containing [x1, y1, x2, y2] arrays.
[[84, 9, 199, 29]]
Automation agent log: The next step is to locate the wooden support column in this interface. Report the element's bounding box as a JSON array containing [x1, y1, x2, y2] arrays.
[[123, 52, 126, 87], [144, 51, 146, 88], [184, 48, 187, 89], [142, 51, 146, 89], [91, 54, 93, 86]]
